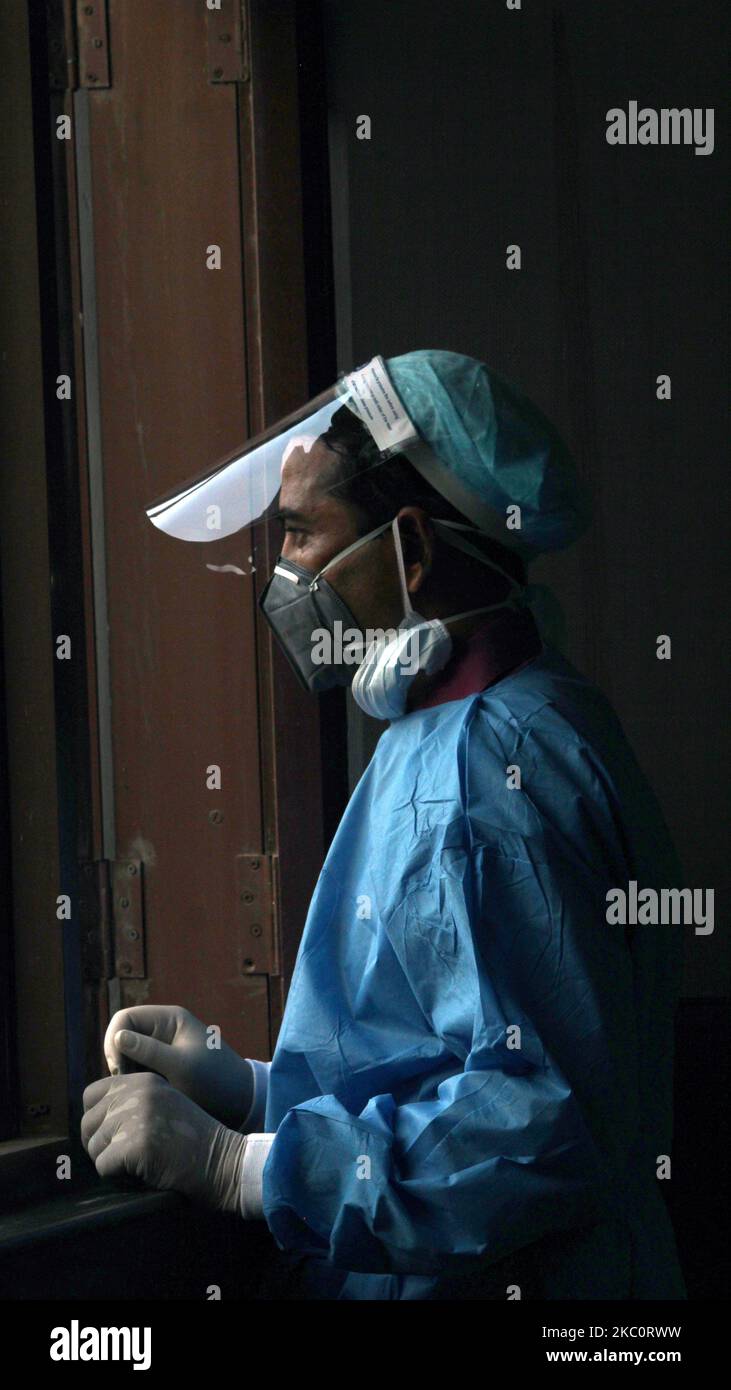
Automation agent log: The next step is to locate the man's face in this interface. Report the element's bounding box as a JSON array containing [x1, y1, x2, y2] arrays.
[[276, 438, 405, 632]]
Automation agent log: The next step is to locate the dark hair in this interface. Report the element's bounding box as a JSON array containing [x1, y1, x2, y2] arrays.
[[319, 405, 526, 587]]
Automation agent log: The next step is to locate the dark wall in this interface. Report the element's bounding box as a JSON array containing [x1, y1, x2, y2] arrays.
[[324, 0, 729, 998]]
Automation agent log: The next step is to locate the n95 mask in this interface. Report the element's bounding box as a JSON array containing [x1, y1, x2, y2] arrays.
[[258, 521, 392, 693]]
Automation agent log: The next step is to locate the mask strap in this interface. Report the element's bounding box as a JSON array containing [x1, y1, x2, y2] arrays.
[[311, 519, 392, 589], [391, 515, 414, 618], [432, 518, 524, 594], [311, 512, 523, 610], [441, 596, 523, 627], [391, 516, 523, 632]]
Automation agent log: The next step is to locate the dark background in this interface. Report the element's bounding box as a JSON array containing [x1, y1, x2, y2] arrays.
[[0, 0, 727, 1303], [327, 0, 729, 1005], [326, 0, 729, 1303]]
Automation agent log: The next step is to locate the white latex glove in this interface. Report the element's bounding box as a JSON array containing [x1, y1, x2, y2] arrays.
[[103, 1004, 254, 1132], [81, 1071, 250, 1214]]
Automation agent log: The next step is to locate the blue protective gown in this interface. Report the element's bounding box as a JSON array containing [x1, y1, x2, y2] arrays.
[[261, 646, 687, 1299]]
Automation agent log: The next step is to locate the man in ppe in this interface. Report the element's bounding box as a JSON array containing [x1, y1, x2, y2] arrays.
[[82, 350, 686, 1300]]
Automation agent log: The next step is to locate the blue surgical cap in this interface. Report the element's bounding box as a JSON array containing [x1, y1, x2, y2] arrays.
[[385, 349, 590, 559]]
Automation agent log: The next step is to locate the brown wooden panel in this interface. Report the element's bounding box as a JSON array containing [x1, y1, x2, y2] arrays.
[[241, 0, 330, 1032], [87, 1, 266, 1055]]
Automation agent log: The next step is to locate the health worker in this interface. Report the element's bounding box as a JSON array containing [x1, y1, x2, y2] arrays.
[[82, 350, 687, 1301]]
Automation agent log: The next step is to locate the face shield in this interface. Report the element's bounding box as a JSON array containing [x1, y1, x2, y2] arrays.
[[144, 356, 420, 544], [144, 355, 528, 697]]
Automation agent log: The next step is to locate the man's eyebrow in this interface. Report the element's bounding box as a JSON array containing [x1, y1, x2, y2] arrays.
[[272, 507, 312, 525]]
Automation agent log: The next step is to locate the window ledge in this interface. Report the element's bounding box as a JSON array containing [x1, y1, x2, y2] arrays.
[[0, 1135, 67, 1157], [0, 1185, 183, 1253]]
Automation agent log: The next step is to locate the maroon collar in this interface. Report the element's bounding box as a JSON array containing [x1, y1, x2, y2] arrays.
[[410, 606, 543, 712]]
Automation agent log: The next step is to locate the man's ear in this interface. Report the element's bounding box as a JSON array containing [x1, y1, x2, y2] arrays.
[[395, 507, 435, 594]]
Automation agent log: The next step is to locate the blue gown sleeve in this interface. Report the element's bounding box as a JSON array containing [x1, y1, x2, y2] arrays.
[[261, 841, 616, 1277], [262, 1068, 607, 1276]]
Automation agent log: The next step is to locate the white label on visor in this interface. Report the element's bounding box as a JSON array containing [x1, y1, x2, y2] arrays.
[[342, 356, 418, 453]]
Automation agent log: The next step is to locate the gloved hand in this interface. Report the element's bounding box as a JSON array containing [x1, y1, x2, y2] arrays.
[[81, 1070, 249, 1214], [103, 1004, 254, 1131]]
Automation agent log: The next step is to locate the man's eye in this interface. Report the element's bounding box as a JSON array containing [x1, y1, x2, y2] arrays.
[[284, 528, 308, 541]]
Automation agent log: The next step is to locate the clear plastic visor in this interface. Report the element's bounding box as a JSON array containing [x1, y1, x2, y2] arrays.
[[145, 356, 420, 543]]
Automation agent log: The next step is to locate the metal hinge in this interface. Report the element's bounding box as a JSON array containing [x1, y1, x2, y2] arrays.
[[79, 858, 146, 982], [206, 0, 250, 84], [236, 852, 279, 975], [47, 0, 111, 91]]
